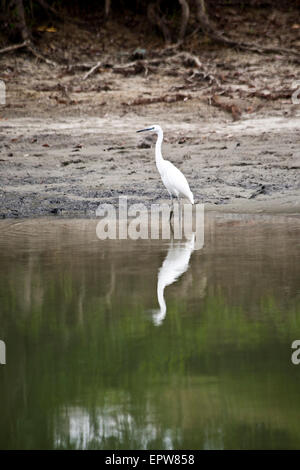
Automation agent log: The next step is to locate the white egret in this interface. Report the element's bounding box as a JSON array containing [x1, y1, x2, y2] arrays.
[[137, 125, 194, 209], [152, 234, 195, 326]]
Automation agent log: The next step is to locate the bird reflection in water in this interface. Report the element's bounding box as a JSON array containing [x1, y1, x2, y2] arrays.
[[152, 233, 195, 327]]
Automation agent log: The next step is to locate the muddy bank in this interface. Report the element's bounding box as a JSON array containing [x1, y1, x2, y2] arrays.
[[1, 5, 300, 219], [0, 113, 299, 218]]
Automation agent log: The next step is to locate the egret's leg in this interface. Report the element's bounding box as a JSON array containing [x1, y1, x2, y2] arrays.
[[169, 195, 174, 222], [177, 196, 181, 221], [169, 216, 174, 235]]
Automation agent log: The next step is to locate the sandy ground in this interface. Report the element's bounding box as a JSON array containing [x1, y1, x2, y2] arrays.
[[1, 110, 299, 218], [0, 9, 300, 218]]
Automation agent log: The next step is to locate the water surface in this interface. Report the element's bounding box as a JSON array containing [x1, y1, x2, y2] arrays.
[[0, 214, 299, 449]]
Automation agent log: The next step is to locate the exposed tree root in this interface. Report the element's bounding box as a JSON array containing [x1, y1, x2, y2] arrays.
[[0, 41, 28, 55], [77, 50, 220, 87], [4, 0, 58, 65], [2, 0, 299, 70], [0, 38, 58, 65], [195, 0, 300, 58], [26, 43, 57, 66]]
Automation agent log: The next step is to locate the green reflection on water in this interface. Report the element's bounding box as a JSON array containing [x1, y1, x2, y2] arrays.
[[0, 215, 299, 449]]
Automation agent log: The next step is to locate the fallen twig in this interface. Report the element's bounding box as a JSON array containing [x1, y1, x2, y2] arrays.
[[0, 41, 28, 55], [113, 60, 156, 76], [83, 61, 102, 80], [65, 62, 95, 72], [169, 51, 203, 69], [247, 88, 296, 100], [125, 93, 191, 106]]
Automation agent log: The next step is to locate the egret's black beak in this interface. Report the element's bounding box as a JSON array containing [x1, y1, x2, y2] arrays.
[[137, 127, 154, 133]]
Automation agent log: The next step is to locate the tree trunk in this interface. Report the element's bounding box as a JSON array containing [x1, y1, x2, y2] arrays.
[[178, 0, 190, 42], [9, 0, 30, 42], [147, 2, 172, 44], [105, 0, 111, 18]]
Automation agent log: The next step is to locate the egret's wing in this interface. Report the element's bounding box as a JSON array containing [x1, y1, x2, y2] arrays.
[[163, 160, 193, 201], [154, 236, 195, 327], [158, 235, 195, 290]]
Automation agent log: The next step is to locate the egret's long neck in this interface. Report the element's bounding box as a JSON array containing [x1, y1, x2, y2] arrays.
[[157, 280, 166, 315], [155, 129, 164, 170]]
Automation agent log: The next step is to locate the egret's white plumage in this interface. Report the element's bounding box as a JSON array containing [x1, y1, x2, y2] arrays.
[[152, 234, 195, 326], [137, 125, 194, 205]]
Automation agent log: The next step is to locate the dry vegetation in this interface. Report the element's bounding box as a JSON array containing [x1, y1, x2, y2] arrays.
[[1, 1, 300, 119]]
